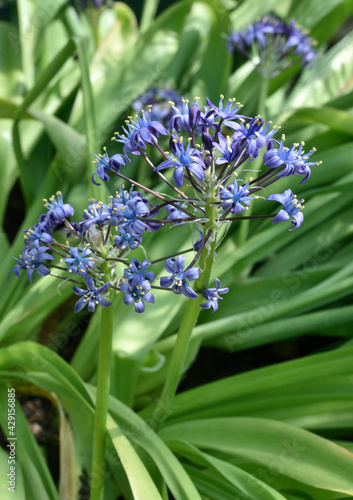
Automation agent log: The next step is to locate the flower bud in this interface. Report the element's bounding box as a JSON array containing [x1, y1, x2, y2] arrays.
[[189, 103, 201, 130], [86, 225, 104, 249], [202, 132, 213, 153]]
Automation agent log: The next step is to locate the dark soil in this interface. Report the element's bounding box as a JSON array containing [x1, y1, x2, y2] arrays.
[[0, 394, 60, 484]]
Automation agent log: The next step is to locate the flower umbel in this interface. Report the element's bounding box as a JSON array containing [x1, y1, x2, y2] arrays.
[[225, 15, 318, 78], [8, 95, 318, 314]]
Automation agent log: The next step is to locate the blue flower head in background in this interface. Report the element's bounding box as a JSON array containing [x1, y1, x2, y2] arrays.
[[132, 85, 183, 126], [8, 95, 320, 313], [225, 14, 318, 78]]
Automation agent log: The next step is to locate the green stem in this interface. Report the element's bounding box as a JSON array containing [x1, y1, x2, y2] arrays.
[[12, 39, 75, 205], [140, 0, 160, 33], [63, 6, 101, 201], [90, 265, 114, 500], [151, 185, 217, 431]]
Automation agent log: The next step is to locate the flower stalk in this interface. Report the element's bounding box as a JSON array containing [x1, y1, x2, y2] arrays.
[[151, 186, 218, 431], [90, 263, 114, 500]]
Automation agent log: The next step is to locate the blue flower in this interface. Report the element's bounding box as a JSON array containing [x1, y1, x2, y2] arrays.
[[220, 176, 253, 214], [169, 97, 200, 134], [116, 196, 150, 235], [206, 95, 243, 127], [123, 258, 155, 282], [129, 109, 168, 146], [213, 134, 239, 165], [43, 192, 74, 228], [8, 246, 54, 283], [291, 143, 321, 183], [225, 15, 317, 78], [286, 20, 317, 67], [63, 244, 94, 277], [199, 107, 218, 132], [91, 148, 129, 186], [114, 228, 142, 251], [231, 117, 279, 159], [106, 187, 148, 228], [72, 276, 111, 313], [225, 19, 273, 54], [165, 202, 190, 225], [120, 274, 154, 313], [78, 0, 107, 10], [224, 28, 251, 54], [132, 85, 183, 125], [267, 189, 304, 230], [264, 137, 298, 174], [193, 228, 203, 252], [200, 279, 229, 312], [23, 219, 53, 249], [81, 201, 110, 230], [113, 121, 147, 156], [160, 255, 199, 298], [154, 135, 206, 187], [264, 138, 320, 183]]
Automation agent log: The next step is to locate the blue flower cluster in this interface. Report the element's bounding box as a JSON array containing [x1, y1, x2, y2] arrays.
[[8, 192, 71, 283], [225, 15, 318, 77], [9, 93, 320, 314]]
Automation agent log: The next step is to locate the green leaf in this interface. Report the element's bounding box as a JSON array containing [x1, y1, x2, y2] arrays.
[[0, 385, 59, 500], [190, 1, 231, 101], [17, 0, 68, 87], [106, 413, 164, 500], [169, 440, 287, 500], [70, 0, 195, 134], [143, 345, 353, 422], [230, 0, 280, 28], [0, 447, 26, 499], [0, 98, 32, 119], [160, 417, 353, 494], [96, 3, 138, 65], [283, 107, 353, 137], [288, 0, 349, 28], [28, 108, 86, 160], [105, 390, 203, 500], [0, 342, 201, 500], [0, 273, 74, 345], [140, 0, 160, 33], [52, 393, 77, 500], [207, 305, 353, 352], [185, 464, 252, 500], [0, 22, 24, 100], [12, 38, 76, 204], [286, 31, 353, 109]]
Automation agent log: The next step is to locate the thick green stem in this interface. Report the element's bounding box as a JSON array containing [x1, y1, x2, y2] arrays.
[[151, 186, 217, 431], [90, 265, 114, 500]]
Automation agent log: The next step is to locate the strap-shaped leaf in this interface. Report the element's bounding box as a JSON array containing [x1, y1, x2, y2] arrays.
[[160, 417, 353, 494]]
